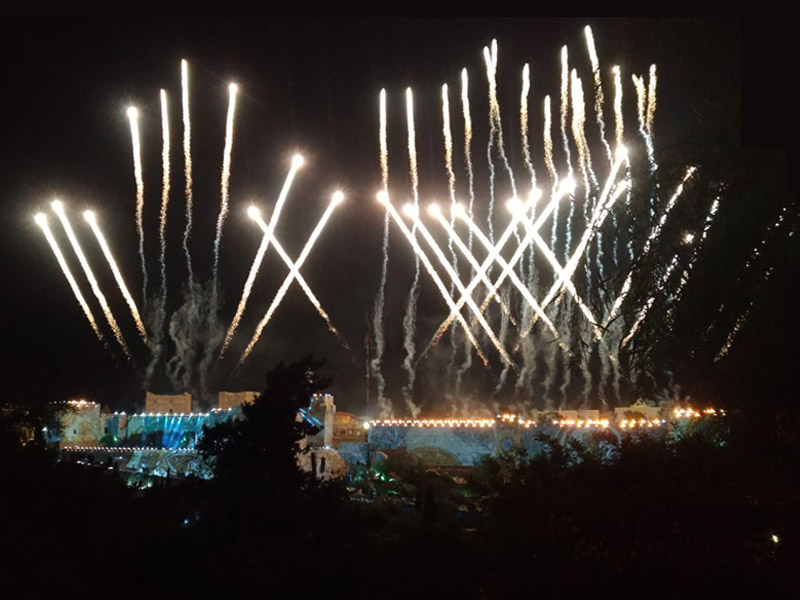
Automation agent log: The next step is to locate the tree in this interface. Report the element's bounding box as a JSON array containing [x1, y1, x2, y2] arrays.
[[198, 355, 331, 493]]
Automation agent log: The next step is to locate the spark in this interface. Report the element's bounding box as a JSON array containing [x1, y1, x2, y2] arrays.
[[51, 200, 131, 360], [84, 211, 148, 343], [239, 192, 343, 365], [221, 155, 304, 355], [380, 192, 488, 366], [35, 213, 104, 344], [127, 106, 146, 306]]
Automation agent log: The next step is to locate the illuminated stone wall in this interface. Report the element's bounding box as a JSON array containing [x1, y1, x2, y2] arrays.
[[218, 391, 258, 410], [60, 402, 102, 448], [144, 392, 191, 414]]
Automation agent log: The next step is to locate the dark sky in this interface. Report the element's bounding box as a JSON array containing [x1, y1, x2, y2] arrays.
[[1, 18, 765, 414]]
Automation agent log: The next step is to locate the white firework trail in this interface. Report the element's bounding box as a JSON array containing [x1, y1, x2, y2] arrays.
[[570, 70, 597, 190], [212, 82, 239, 297], [84, 211, 148, 343], [51, 201, 131, 361], [458, 199, 562, 338], [181, 59, 195, 283], [521, 64, 538, 289], [673, 198, 720, 303], [632, 73, 656, 176], [410, 207, 513, 366], [441, 83, 461, 381], [380, 192, 489, 367], [239, 192, 343, 365], [251, 208, 344, 343], [647, 64, 657, 138], [613, 65, 634, 263], [432, 207, 516, 323], [461, 69, 476, 255], [520, 63, 536, 191], [431, 192, 538, 345], [606, 166, 696, 328], [543, 96, 558, 187], [221, 155, 304, 355], [553, 46, 572, 252], [584, 26, 613, 165], [524, 151, 627, 337], [35, 213, 104, 344], [442, 84, 458, 258], [612, 66, 624, 151], [372, 88, 391, 416], [484, 40, 517, 201], [402, 86, 422, 404], [158, 89, 171, 330], [715, 267, 773, 363], [126, 106, 146, 308], [483, 44, 499, 244]]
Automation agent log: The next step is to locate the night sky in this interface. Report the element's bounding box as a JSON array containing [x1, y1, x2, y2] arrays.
[[3, 18, 786, 415]]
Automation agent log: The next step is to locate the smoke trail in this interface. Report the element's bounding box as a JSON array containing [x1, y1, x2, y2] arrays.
[[371, 88, 391, 417], [181, 59, 195, 284], [240, 192, 344, 365], [84, 211, 148, 343], [52, 201, 131, 361], [220, 156, 304, 355], [494, 286, 513, 393], [401, 87, 422, 406], [158, 89, 171, 335], [127, 106, 147, 309], [212, 82, 239, 304], [35, 213, 105, 344]]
